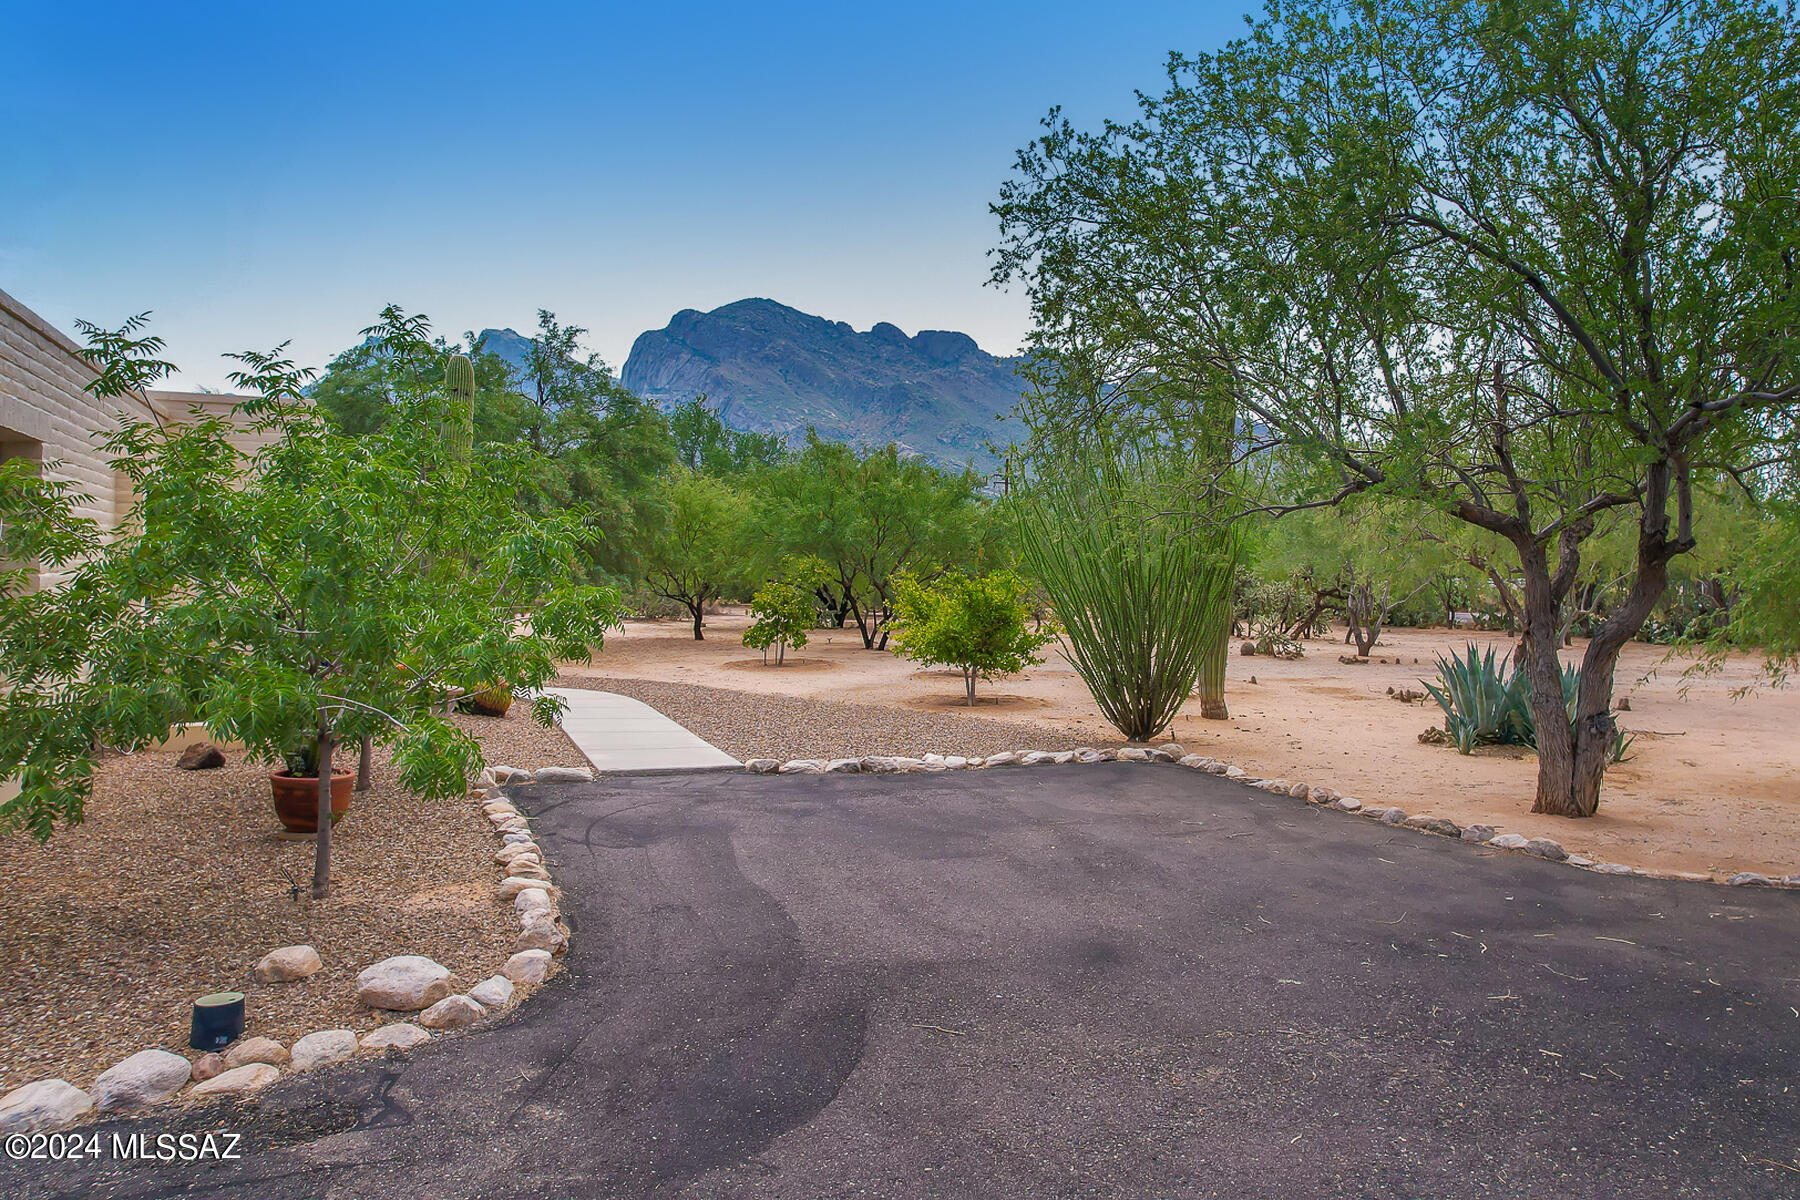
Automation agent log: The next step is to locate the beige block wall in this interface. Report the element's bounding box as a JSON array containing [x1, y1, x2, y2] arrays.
[[0, 287, 271, 547], [0, 285, 155, 534]]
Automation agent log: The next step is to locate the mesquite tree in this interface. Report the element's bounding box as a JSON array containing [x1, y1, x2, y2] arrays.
[[993, 0, 1800, 816]]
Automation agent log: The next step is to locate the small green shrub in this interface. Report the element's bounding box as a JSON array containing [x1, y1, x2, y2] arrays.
[[743, 586, 816, 664], [889, 570, 1053, 705]]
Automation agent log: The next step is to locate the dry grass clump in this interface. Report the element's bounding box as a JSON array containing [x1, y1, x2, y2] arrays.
[[0, 706, 582, 1092]]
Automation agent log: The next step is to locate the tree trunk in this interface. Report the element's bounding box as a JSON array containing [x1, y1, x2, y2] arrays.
[[1516, 540, 1580, 815], [312, 718, 335, 901], [964, 668, 976, 706], [691, 601, 704, 641], [1197, 586, 1230, 719], [356, 735, 372, 792]]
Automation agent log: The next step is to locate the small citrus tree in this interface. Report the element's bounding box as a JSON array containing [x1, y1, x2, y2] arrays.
[[889, 570, 1052, 705]]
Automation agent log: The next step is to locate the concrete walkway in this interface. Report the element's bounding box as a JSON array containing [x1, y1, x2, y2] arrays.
[[543, 686, 740, 772]]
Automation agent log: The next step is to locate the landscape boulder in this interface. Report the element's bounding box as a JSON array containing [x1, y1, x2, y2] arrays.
[[469, 975, 515, 1009], [824, 758, 863, 773], [745, 759, 780, 774], [778, 759, 825, 774], [290, 1030, 359, 1070], [189, 1064, 278, 1098], [360, 1023, 431, 1052], [0, 1079, 93, 1134], [983, 752, 1020, 767], [1728, 872, 1774, 887], [1460, 824, 1498, 843], [517, 916, 569, 954], [1522, 837, 1568, 861], [1488, 833, 1530, 850], [501, 949, 553, 985], [191, 1053, 227, 1082], [515, 889, 555, 916], [223, 1037, 290, 1069], [91, 1049, 191, 1113], [253, 944, 323, 984], [355, 955, 455, 1011], [499, 877, 554, 900], [419, 995, 486, 1030], [1115, 748, 1152, 763], [176, 742, 226, 770], [1403, 815, 1462, 839]]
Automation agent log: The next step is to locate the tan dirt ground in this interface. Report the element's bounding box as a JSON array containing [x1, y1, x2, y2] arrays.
[[0, 705, 584, 1094], [563, 611, 1800, 880]]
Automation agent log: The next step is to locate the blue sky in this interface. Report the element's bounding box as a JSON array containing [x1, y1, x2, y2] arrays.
[[4, 2, 1255, 389]]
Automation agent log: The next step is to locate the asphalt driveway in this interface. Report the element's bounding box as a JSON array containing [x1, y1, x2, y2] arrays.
[[15, 763, 1800, 1199]]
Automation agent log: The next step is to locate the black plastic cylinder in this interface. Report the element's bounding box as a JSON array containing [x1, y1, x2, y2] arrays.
[[189, 991, 246, 1051]]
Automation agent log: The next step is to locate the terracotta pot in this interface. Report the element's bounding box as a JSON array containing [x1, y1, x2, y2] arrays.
[[269, 770, 354, 833]]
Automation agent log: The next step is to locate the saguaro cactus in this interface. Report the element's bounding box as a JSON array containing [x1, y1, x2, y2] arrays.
[[442, 353, 476, 460]]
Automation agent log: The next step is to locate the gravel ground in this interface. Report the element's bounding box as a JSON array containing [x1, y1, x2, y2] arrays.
[[0, 706, 583, 1094], [552, 674, 1108, 761]]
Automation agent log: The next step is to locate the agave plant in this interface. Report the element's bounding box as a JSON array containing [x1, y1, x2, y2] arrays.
[[1424, 644, 1633, 762], [1421, 644, 1533, 753]]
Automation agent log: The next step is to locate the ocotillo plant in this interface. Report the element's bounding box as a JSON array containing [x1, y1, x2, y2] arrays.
[[442, 353, 476, 460], [1015, 439, 1237, 742]]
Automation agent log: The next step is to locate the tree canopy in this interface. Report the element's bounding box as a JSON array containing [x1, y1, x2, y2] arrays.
[[993, 0, 1800, 815]]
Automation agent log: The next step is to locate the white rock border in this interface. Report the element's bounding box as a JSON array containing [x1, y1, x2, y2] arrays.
[[0, 757, 594, 1134], [743, 747, 1799, 890]]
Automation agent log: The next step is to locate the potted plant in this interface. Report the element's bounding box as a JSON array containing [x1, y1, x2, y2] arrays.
[[269, 737, 354, 833]]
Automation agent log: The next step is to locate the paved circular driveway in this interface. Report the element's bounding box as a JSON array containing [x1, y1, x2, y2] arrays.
[[17, 763, 1800, 1198]]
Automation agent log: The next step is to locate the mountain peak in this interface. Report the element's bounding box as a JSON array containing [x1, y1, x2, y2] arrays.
[[620, 299, 1023, 469]]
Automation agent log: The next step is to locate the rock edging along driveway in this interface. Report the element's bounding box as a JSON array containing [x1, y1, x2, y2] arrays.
[[742, 747, 1799, 890], [0, 760, 582, 1137]]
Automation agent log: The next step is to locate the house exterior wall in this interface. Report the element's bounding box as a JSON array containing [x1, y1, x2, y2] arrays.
[[0, 286, 273, 548]]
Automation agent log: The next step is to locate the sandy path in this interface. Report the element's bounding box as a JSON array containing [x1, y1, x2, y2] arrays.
[[560, 612, 1800, 879]]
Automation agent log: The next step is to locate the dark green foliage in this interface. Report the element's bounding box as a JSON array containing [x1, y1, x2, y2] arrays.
[[669, 395, 785, 477], [752, 436, 989, 650]]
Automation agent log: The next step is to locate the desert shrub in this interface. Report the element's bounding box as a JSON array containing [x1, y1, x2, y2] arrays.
[[1248, 618, 1304, 660], [889, 570, 1053, 705], [1015, 442, 1236, 741]]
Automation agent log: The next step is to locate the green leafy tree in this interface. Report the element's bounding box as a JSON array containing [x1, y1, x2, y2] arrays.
[[889, 570, 1053, 706], [311, 306, 674, 584], [742, 558, 827, 665], [755, 436, 986, 649], [641, 468, 749, 640], [0, 315, 622, 901], [992, 0, 1800, 816], [669, 394, 786, 476]]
